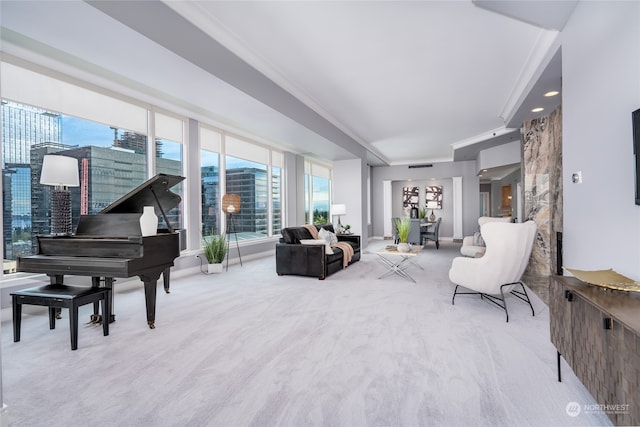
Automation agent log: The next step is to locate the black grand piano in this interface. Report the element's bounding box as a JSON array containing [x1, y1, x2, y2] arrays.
[[17, 173, 185, 329]]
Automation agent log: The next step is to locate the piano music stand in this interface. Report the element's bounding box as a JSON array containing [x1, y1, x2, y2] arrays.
[[222, 194, 243, 271]]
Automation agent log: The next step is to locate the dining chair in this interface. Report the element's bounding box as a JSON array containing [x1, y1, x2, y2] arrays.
[[421, 217, 441, 249]]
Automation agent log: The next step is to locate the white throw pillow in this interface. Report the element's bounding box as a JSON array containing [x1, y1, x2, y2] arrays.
[[318, 227, 331, 243], [319, 227, 338, 244], [300, 239, 334, 255], [472, 231, 485, 247]]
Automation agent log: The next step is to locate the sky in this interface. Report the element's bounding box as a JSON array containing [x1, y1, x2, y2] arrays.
[[61, 116, 114, 147]]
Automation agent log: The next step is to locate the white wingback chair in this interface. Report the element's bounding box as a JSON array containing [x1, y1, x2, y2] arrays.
[[460, 216, 512, 257], [449, 220, 537, 322]]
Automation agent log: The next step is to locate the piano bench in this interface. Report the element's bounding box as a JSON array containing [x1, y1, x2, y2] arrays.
[[11, 284, 110, 351]]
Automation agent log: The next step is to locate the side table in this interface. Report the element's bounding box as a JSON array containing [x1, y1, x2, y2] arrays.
[[376, 245, 423, 282]]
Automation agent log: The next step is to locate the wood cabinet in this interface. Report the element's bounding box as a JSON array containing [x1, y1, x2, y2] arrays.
[[500, 185, 512, 216], [550, 276, 640, 425]]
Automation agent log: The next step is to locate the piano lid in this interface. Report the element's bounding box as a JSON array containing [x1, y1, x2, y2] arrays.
[[100, 173, 184, 217]]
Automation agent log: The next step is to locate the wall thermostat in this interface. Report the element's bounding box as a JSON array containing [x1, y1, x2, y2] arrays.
[[572, 171, 582, 184]]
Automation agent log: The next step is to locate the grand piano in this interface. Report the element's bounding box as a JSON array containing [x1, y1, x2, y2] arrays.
[[17, 173, 185, 329]]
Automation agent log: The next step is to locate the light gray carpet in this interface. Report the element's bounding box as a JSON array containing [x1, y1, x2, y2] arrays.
[[1, 241, 611, 426]]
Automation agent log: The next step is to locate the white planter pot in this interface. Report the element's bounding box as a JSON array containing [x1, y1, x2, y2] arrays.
[[207, 263, 223, 274], [397, 243, 411, 253]]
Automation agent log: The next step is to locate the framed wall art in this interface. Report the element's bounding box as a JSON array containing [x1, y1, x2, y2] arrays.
[[425, 185, 443, 209], [402, 186, 419, 207]]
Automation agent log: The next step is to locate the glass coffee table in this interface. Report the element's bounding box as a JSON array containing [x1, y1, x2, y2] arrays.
[[376, 245, 423, 282]]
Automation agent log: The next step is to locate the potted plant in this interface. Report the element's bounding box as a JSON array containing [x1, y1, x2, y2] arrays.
[[419, 208, 427, 221], [394, 217, 412, 252], [203, 234, 227, 273]]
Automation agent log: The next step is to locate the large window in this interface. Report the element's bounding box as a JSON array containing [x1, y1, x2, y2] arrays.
[[154, 112, 184, 231], [200, 126, 222, 237], [312, 176, 330, 224], [223, 135, 281, 242], [225, 155, 268, 239], [1, 101, 148, 262], [272, 165, 282, 234], [155, 137, 183, 229], [1, 61, 286, 276], [305, 161, 332, 224]]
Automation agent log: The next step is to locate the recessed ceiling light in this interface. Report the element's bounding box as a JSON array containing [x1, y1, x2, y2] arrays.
[[532, 107, 544, 113], [544, 91, 560, 97]]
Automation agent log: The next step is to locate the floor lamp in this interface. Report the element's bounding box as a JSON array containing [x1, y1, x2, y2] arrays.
[[40, 154, 79, 235], [222, 193, 243, 271]]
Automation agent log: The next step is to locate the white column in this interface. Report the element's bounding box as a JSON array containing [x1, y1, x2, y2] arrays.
[[452, 176, 463, 240], [383, 180, 392, 238]]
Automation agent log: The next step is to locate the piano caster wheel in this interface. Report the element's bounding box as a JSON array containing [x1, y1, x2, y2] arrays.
[[147, 321, 155, 329], [89, 314, 102, 324]]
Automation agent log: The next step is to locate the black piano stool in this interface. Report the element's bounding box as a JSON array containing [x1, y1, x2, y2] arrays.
[[11, 284, 110, 350]]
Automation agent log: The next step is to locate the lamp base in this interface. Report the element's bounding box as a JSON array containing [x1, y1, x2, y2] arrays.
[[51, 189, 72, 235]]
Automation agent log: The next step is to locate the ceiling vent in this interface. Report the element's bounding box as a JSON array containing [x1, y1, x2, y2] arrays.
[[408, 164, 433, 169]]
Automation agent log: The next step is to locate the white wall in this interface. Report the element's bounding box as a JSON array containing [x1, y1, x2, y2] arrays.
[[333, 158, 368, 246], [477, 140, 520, 173], [561, 1, 640, 279]]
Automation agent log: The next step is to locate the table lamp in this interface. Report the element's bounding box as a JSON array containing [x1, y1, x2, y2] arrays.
[[40, 154, 79, 235], [331, 203, 346, 230]]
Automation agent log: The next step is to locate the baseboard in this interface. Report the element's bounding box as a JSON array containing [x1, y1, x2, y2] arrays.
[[1, 404, 9, 427]]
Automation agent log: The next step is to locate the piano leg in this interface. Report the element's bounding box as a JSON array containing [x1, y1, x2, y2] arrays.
[[140, 272, 162, 329], [91, 277, 101, 323], [163, 267, 170, 294], [104, 277, 115, 323], [49, 274, 64, 320], [90, 277, 116, 324]]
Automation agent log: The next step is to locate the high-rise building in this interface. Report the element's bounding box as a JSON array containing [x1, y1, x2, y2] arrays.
[[201, 165, 220, 236], [225, 167, 268, 236], [1, 101, 62, 260]]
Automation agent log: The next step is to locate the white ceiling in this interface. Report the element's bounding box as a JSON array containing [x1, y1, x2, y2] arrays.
[[1, 0, 572, 168], [162, 0, 568, 166]]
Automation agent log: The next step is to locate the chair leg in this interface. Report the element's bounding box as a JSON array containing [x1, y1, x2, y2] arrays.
[[454, 282, 534, 322], [511, 281, 535, 317], [70, 304, 79, 351], [49, 307, 57, 329], [499, 281, 536, 322], [102, 290, 110, 337], [499, 286, 510, 322], [12, 298, 21, 343]]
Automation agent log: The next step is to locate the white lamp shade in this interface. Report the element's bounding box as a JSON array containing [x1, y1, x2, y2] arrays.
[[332, 204, 346, 215], [40, 155, 79, 187]]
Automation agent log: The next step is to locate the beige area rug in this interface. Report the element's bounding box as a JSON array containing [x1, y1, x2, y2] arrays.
[[1, 241, 611, 426]]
